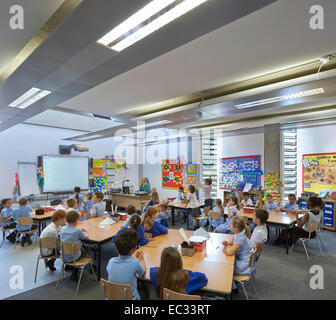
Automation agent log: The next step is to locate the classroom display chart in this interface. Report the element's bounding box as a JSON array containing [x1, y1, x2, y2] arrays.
[[161, 160, 184, 189], [219, 155, 261, 190], [90, 176, 107, 193], [302, 153, 336, 194]]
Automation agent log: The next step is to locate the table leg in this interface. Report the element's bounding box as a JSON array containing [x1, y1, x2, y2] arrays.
[[38, 221, 42, 236], [187, 210, 190, 230], [286, 226, 289, 255], [97, 244, 101, 281], [171, 207, 175, 226]]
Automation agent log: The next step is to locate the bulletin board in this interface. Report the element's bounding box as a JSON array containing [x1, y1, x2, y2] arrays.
[[91, 158, 126, 192], [161, 159, 184, 189], [302, 152, 336, 194], [219, 155, 262, 190]]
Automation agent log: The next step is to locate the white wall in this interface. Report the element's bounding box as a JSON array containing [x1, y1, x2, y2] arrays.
[[297, 124, 336, 195], [217, 132, 265, 199], [0, 124, 138, 198]]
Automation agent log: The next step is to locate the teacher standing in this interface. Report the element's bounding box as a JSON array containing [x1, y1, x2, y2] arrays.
[[139, 177, 150, 193]]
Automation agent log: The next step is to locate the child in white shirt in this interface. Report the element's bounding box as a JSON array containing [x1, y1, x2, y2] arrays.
[[241, 192, 253, 207], [250, 208, 269, 251]]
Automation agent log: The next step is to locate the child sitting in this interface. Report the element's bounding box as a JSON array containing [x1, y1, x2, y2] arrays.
[[265, 194, 278, 211], [13, 197, 37, 247], [107, 230, 146, 300], [122, 205, 140, 228], [83, 193, 94, 216], [60, 210, 91, 281], [177, 186, 186, 202], [279, 194, 300, 214], [250, 209, 269, 251], [71, 186, 84, 211], [241, 192, 253, 207], [66, 198, 78, 212], [150, 247, 208, 299], [222, 216, 254, 275], [156, 203, 169, 227], [208, 198, 225, 231], [1, 198, 17, 243], [138, 207, 168, 237], [91, 192, 106, 217], [215, 196, 239, 234]]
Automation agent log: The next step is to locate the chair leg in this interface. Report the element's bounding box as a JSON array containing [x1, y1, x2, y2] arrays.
[[251, 277, 258, 297], [0, 231, 5, 248], [13, 233, 20, 251], [316, 238, 324, 256], [90, 263, 98, 282], [56, 263, 65, 288], [301, 240, 310, 261], [240, 282, 249, 300], [34, 256, 40, 283], [317, 235, 326, 252], [75, 267, 85, 296], [289, 243, 295, 254]]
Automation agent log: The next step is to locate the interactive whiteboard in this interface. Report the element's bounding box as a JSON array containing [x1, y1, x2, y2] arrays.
[[42, 156, 89, 192]]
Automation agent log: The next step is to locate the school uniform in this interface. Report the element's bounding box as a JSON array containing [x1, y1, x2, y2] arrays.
[[283, 202, 299, 213], [233, 230, 254, 275], [40, 222, 60, 256], [215, 205, 237, 234], [188, 193, 200, 217], [157, 211, 169, 227], [177, 191, 186, 201], [59, 225, 86, 262], [84, 199, 94, 212], [13, 205, 35, 231], [266, 201, 278, 211], [202, 185, 212, 209], [112, 226, 149, 247], [71, 194, 84, 211], [143, 199, 154, 213], [289, 210, 321, 245], [91, 201, 106, 217], [150, 267, 208, 294], [1, 207, 16, 228], [241, 198, 253, 207], [138, 220, 168, 237], [106, 255, 145, 300], [209, 206, 224, 229], [250, 224, 268, 248]]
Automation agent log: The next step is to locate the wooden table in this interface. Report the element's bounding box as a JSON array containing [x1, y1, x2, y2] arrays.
[[78, 216, 122, 280], [31, 209, 55, 235], [167, 202, 192, 229], [235, 209, 297, 254], [112, 193, 151, 211], [135, 229, 235, 296]]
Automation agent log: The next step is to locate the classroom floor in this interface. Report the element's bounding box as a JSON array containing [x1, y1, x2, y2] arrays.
[[2, 214, 336, 300]]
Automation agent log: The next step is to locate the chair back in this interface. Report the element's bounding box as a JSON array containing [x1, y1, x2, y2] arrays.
[[18, 216, 33, 226], [0, 216, 3, 228], [144, 232, 153, 239], [61, 241, 79, 263], [241, 216, 248, 224], [38, 237, 59, 257], [307, 221, 320, 238], [209, 210, 221, 220], [247, 249, 258, 278], [101, 279, 132, 300], [163, 288, 201, 300], [245, 225, 251, 239]]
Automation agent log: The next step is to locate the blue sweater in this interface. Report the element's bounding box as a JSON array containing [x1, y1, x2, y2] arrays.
[[112, 226, 149, 247], [150, 267, 208, 294], [138, 220, 168, 237]]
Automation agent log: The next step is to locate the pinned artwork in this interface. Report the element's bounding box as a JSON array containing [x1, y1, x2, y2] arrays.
[[161, 159, 184, 189], [263, 172, 283, 204]]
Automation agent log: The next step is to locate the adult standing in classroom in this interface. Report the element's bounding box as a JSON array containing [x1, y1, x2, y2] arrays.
[[139, 178, 150, 193]]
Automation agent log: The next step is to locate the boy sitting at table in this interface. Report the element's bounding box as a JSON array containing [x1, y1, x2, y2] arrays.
[[107, 230, 146, 300], [241, 192, 253, 207], [91, 192, 106, 217], [264, 194, 279, 212], [279, 194, 301, 214], [1, 198, 17, 243]]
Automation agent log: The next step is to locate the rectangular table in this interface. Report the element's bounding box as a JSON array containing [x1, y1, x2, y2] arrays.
[[31, 209, 55, 235], [112, 193, 151, 211], [134, 229, 235, 296], [167, 202, 192, 229]]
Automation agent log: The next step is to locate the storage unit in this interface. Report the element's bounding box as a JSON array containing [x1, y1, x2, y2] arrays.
[[298, 197, 336, 231]]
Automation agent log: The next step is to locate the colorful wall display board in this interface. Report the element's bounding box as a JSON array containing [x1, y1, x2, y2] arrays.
[[263, 172, 283, 204], [91, 158, 126, 192], [302, 152, 336, 194], [161, 159, 185, 189], [219, 155, 262, 190]]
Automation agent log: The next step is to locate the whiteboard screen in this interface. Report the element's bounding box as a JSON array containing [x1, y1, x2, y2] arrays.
[[43, 156, 89, 192], [18, 163, 40, 196]]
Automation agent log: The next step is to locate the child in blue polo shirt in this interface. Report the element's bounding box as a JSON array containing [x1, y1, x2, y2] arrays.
[[60, 210, 91, 281], [265, 194, 279, 211], [1, 198, 17, 243], [71, 186, 84, 211], [157, 203, 169, 227], [91, 192, 106, 217], [83, 193, 94, 215], [280, 194, 300, 214], [107, 230, 146, 300], [13, 197, 37, 247]]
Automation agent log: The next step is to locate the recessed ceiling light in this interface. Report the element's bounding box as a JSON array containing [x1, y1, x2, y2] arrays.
[[235, 88, 325, 109], [97, 0, 208, 52], [9, 87, 51, 109], [131, 120, 172, 129]]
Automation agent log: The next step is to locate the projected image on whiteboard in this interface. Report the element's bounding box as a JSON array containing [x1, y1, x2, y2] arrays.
[[43, 156, 89, 192]]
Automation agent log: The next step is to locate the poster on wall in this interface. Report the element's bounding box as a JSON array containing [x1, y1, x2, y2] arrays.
[[161, 159, 184, 189], [302, 152, 336, 194], [219, 155, 261, 190]]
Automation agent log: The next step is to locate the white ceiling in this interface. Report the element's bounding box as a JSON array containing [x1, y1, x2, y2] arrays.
[[0, 0, 64, 74], [23, 109, 119, 132], [59, 0, 336, 117]]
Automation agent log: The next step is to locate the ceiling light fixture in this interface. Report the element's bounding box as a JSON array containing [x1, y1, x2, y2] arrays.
[[131, 120, 172, 129], [76, 135, 104, 141], [9, 87, 51, 109], [97, 0, 208, 52], [235, 88, 325, 109]]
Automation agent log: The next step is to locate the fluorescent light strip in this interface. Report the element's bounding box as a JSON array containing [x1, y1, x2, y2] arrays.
[[131, 120, 172, 129], [235, 88, 325, 109], [9, 87, 51, 109], [76, 135, 104, 141], [97, 0, 176, 46], [111, 0, 208, 52]]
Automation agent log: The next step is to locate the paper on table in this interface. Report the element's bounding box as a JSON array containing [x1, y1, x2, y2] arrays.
[[55, 204, 66, 211], [179, 228, 189, 243], [99, 217, 116, 226], [188, 236, 208, 243]]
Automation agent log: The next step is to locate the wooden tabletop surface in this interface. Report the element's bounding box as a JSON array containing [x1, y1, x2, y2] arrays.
[[31, 208, 55, 220], [235, 209, 297, 225], [167, 201, 191, 209]]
